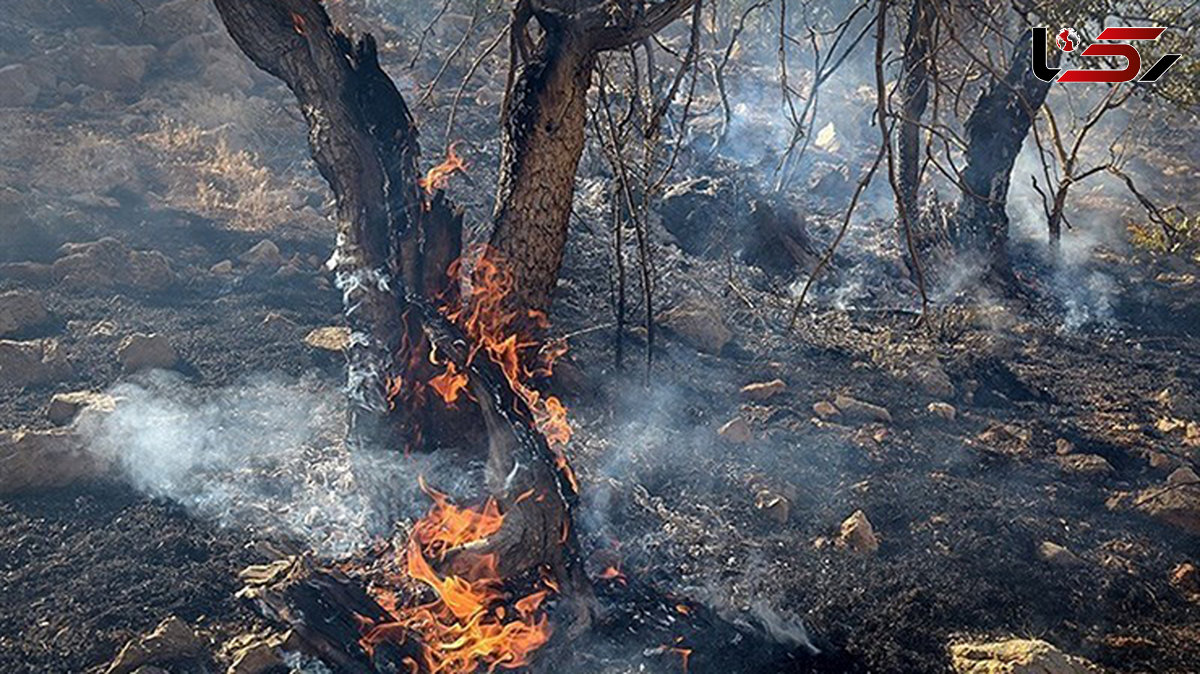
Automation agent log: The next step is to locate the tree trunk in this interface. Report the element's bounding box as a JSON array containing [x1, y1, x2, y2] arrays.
[[954, 29, 1053, 283], [212, 0, 590, 615], [897, 0, 932, 223], [488, 26, 594, 315], [212, 0, 464, 450]]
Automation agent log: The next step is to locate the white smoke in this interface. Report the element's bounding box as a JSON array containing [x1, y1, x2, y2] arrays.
[[78, 370, 437, 557]]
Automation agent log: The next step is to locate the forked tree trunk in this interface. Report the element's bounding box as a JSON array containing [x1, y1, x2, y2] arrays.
[[212, 0, 461, 449], [212, 0, 589, 607]]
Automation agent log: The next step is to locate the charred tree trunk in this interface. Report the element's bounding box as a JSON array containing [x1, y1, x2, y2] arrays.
[[953, 29, 1053, 284], [489, 22, 594, 315], [212, 0, 591, 618], [897, 0, 932, 226], [487, 0, 697, 316], [212, 0, 461, 449]]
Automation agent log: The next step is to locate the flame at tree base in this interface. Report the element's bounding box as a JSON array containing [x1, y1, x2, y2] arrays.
[[358, 480, 555, 673], [355, 247, 577, 673]]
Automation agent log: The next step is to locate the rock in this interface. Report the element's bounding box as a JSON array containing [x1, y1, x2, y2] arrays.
[[203, 52, 256, 94], [304, 326, 350, 352], [1055, 438, 1075, 456], [239, 239, 284, 269], [0, 290, 49, 335], [0, 427, 105, 494], [71, 44, 156, 92], [1037, 540, 1081, 566], [833, 394, 892, 423], [1147, 450, 1174, 470], [227, 641, 283, 674], [210, 259, 235, 275], [837, 509, 878, 555], [742, 199, 819, 276], [0, 64, 39, 107], [949, 638, 1101, 674], [660, 297, 732, 355], [1168, 465, 1200, 485], [106, 617, 206, 674], [0, 339, 71, 387], [977, 423, 1032, 458], [741, 379, 786, 401], [812, 400, 841, 420], [1056, 454, 1114, 477], [658, 177, 733, 255], [128, 250, 176, 291], [717, 417, 752, 444], [53, 238, 175, 292], [146, 0, 221, 45], [221, 630, 300, 674], [47, 391, 117, 426], [927, 402, 956, 421], [117, 333, 178, 372], [753, 487, 790, 525], [907, 362, 955, 398], [1115, 466, 1200, 534], [0, 262, 54, 284], [261, 312, 296, 333], [1171, 562, 1199, 600]]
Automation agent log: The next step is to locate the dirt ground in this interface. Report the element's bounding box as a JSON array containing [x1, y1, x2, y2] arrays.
[[2, 1, 1199, 673]]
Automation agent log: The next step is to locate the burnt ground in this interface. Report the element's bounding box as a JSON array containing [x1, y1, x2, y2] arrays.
[[3, 1, 1200, 673]]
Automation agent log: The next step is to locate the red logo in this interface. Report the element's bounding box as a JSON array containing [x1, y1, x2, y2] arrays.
[[1032, 26, 1182, 83], [1056, 28, 1078, 52]]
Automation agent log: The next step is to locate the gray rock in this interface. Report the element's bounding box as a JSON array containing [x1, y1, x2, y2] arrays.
[[0, 427, 105, 494], [0, 290, 49, 336], [71, 44, 156, 92], [660, 297, 732, 355], [0, 339, 71, 387], [833, 394, 892, 423], [106, 617, 206, 674], [47, 391, 117, 426], [0, 64, 39, 107], [117, 333, 178, 372], [53, 238, 175, 292]]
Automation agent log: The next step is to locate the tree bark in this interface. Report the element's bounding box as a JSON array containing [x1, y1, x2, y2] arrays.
[[487, 0, 697, 316], [488, 25, 594, 314], [212, 0, 590, 616], [897, 0, 932, 224], [212, 0, 466, 450], [954, 29, 1053, 283]]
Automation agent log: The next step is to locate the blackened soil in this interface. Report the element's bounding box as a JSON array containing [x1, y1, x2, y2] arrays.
[[0, 486, 260, 674]]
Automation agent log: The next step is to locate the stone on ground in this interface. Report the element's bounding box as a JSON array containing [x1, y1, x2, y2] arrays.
[[117, 333, 178, 372], [949, 638, 1101, 674]]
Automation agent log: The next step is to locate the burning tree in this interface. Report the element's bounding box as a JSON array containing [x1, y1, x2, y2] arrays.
[[209, 0, 696, 670]]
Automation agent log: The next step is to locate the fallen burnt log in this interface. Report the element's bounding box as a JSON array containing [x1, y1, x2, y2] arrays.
[[236, 554, 856, 673]]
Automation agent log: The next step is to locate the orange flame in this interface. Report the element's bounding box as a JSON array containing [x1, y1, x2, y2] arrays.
[[360, 480, 552, 673], [428, 357, 469, 406], [599, 565, 627, 585], [443, 248, 577, 492], [361, 251, 577, 673], [419, 143, 467, 196]]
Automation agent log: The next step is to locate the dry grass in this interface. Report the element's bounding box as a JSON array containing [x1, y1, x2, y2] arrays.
[[139, 118, 317, 232]]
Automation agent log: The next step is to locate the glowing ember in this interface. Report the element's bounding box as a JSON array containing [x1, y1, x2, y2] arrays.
[[598, 565, 627, 585], [419, 143, 467, 196]]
